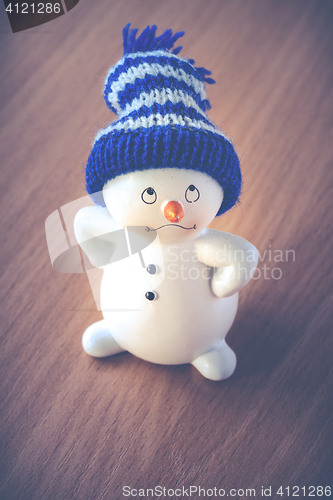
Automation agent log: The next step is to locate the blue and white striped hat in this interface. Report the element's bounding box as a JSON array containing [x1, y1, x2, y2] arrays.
[[86, 24, 241, 215]]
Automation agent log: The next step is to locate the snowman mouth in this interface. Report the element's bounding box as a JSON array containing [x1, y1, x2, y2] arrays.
[[146, 224, 196, 232]]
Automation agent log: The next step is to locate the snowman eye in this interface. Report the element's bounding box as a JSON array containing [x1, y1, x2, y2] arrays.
[[185, 184, 200, 203], [141, 187, 157, 204]]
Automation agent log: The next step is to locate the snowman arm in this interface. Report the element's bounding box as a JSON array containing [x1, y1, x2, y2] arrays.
[[194, 229, 258, 297], [74, 206, 121, 268]]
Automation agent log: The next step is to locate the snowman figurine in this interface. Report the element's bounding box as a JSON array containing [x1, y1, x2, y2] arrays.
[[74, 24, 258, 381]]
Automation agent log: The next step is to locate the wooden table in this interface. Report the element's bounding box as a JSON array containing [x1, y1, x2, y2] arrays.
[[1, 1, 332, 499]]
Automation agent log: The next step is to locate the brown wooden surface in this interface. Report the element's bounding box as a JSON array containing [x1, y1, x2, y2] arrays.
[[1, 1, 333, 499]]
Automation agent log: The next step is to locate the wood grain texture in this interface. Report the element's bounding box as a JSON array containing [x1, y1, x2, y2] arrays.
[[0, 1, 332, 499]]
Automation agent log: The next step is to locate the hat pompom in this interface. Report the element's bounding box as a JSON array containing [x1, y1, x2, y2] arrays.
[[123, 23, 185, 55]]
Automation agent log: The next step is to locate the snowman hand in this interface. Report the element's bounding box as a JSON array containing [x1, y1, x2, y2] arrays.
[[211, 264, 250, 297], [195, 229, 258, 296], [74, 206, 120, 268]]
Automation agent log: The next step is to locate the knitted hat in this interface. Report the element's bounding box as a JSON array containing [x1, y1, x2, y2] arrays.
[[86, 24, 241, 215]]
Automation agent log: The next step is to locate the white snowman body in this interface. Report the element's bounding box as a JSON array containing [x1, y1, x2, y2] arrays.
[[100, 236, 239, 365], [74, 168, 258, 380]]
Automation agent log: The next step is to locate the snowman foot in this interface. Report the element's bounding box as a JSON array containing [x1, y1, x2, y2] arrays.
[[192, 340, 237, 381], [82, 320, 125, 357]]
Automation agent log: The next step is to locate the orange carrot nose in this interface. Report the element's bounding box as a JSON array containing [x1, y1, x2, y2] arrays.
[[164, 201, 184, 223]]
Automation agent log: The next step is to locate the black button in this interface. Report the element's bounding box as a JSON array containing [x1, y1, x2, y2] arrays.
[[146, 264, 157, 275], [145, 291, 156, 301]]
